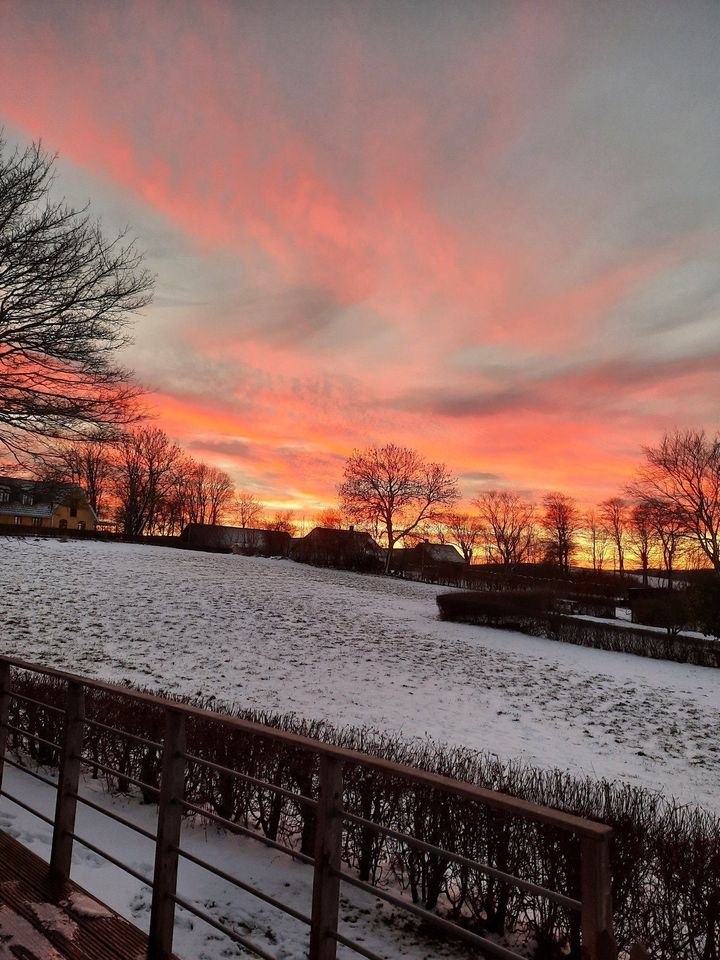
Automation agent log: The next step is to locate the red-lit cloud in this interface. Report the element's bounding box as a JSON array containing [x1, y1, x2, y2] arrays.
[[1, 1, 719, 510]]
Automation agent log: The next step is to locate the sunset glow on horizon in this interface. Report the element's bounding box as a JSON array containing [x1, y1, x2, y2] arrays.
[[2, 1, 719, 512]]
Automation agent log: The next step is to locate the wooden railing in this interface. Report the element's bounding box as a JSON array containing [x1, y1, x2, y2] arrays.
[[0, 656, 619, 960]]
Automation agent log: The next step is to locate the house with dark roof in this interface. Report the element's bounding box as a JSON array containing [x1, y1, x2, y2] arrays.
[[390, 540, 467, 578], [0, 478, 97, 532], [292, 527, 382, 571]]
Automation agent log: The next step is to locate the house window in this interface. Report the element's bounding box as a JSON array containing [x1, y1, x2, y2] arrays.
[[14, 516, 21, 526], [0, 489, 9, 504], [70, 506, 78, 518], [21, 493, 33, 506], [77, 521, 85, 531], [59, 519, 68, 530], [31, 517, 42, 528]]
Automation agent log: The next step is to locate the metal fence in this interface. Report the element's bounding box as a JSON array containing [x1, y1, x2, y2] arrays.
[[0, 655, 618, 960]]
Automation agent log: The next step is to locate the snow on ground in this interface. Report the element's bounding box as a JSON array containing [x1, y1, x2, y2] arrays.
[[0, 537, 718, 814], [568, 613, 712, 640], [0, 764, 463, 960]]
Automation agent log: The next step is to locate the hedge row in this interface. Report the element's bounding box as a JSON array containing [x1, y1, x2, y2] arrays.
[[398, 565, 628, 598], [436, 591, 720, 668], [5, 672, 720, 959]]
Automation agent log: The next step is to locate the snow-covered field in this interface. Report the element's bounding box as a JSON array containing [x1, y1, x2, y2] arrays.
[[1, 537, 718, 812], [1, 536, 719, 959]]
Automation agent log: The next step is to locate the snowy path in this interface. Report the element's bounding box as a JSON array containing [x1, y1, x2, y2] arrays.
[[0, 538, 718, 811]]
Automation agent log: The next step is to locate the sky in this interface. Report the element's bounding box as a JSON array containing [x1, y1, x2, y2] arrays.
[[1, 0, 719, 512]]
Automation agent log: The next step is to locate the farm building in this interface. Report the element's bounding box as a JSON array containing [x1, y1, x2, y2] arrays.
[[182, 523, 293, 555], [391, 541, 467, 579], [292, 526, 382, 571], [0, 478, 96, 531]]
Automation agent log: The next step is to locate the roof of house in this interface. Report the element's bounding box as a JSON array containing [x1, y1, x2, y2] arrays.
[[413, 542, 466, 563], [0, 503, 54, 519], [0, 477, 34, 493], [304, 527, 380, 550], [183, 524, 293, 545], [0, 477, 95, 518]]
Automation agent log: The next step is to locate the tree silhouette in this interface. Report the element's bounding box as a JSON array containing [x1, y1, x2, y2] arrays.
[[473, 490, 535, 567], [629, 430, 720, 576], [339, 443, 458, 573], [0, 138, 152, 456]]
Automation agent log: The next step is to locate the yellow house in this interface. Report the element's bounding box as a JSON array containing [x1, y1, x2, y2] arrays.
[[0, 478, 97, 531]]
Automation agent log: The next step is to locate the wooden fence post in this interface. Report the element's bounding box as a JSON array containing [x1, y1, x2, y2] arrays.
[[148, 708, 186, 960], [581, 834, 617, 960], [309, 755, 344, 960], [50, 680, 85, 884], [0, 661, 11, 793]]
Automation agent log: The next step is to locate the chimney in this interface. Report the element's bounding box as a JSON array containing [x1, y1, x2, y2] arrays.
[[349, 524, 354, 532]]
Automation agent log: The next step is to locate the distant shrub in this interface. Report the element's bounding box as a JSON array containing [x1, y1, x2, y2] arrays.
[[549, 617, 720, 668], [436, 589, 557, 632], [689, 575, 720, 639], [632, 593, 692, 636]]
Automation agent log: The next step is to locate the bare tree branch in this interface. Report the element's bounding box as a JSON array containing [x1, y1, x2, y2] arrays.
[[0, 137, 152, 457]]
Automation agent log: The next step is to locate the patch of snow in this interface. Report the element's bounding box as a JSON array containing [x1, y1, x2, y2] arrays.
[[64, 891, 114, 920], [0, 538, 718, 811], [569, 613, 712, 641], [30, 902, 79, 940], [0, 903, 66, 959]]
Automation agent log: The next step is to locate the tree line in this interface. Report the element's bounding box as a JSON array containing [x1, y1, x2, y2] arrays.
[[33, 423, 720, 584], [336, 433, 720, 581], [38, 428, 295, 538]]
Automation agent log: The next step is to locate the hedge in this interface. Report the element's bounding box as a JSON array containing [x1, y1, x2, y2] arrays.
[[436, 591, 720, 669]]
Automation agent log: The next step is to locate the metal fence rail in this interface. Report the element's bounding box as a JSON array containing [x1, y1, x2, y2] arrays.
[[0, 655, 619, 960]]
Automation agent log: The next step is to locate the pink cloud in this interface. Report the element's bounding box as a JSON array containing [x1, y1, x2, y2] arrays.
[[0, 2, 717, 511]]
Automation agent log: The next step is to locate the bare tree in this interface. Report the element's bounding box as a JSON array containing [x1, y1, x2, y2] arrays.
[[629, 429, 720, 576], [154, 455, 194, 535], [644, 498, 686, 589], [315, 508, 344, 529], [600, 497, 628, 574], [442, 512, 484, 564], [0, 138, 152, 457], [185, 460, 210, 525], [584, 509, 610, 572], [113, 427, 182, 536], [233, 491, 264, 529], [205, 466, 234, 525], [36, 440, 113, 517], [473, 490, 535, 567], [266, 510, 297, 537], [541, 492, 581, 572], [339, 444, 459, 573], [184, 461, 233, 525], [627, 502, 658, 586]]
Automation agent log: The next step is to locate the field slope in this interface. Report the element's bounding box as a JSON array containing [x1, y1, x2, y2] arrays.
[[1, 537, 718, 811]]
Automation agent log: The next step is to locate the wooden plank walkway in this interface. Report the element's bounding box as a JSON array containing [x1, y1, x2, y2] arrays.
[[0, 830, 175, 960]]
